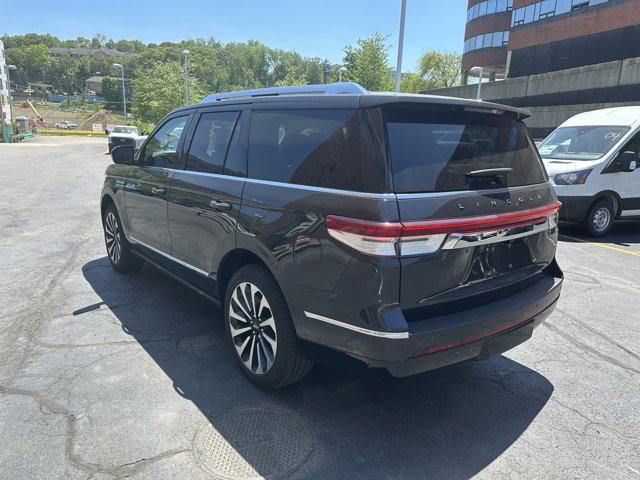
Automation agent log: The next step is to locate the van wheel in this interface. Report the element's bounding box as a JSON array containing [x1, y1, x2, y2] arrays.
[[583, 199, 614, 237], [102, 204, 143, 273], [225, 264, 312, 389]]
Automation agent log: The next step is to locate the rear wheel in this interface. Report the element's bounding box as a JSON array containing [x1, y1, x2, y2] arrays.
[[102, 204, 143, 273], [583, 199, 614, 237], [225, 264, 312, 389]]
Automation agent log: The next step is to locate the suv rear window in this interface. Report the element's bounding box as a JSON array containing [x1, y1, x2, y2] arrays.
[[384, 107, 547, 193]]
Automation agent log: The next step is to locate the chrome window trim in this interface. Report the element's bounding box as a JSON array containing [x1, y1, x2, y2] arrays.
[[304, 311, 410, 339], [148, 170, 549, 200], [165, 168, 246, 182], [243, 178, 397, 199], [157, 168, 393, 198], [130, 236, 209, 277]]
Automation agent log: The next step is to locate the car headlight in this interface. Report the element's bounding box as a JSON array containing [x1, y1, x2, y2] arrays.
[[554, 169, 592, 185]]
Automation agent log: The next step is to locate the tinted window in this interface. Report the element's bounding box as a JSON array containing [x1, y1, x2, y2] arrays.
[[538, 126, 629, 160], [185, 111, 239, 174], [141, 116, 188, 168], [385, 107, 547, 193], [248, 109, 366, 191]]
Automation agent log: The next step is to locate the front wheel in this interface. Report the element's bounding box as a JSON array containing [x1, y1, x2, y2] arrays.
[[102, 204, 143, 273], [583, 199, 614, 237], [224, 264, 312, 389]]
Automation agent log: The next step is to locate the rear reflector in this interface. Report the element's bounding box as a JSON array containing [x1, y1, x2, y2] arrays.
[[410, 304, 548, 358], [326, 201, 561, 257]]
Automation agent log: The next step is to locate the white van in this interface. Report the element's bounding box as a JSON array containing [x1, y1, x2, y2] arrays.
[[539, 106, 640, 236]]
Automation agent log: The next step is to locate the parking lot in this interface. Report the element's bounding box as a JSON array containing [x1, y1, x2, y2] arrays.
[[0, 135, 639, 480]]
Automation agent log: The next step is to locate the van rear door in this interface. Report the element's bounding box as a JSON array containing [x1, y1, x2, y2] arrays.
[[383, 104, 560, 318]]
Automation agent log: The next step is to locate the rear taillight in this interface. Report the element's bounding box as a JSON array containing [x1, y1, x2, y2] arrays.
[[326, 201, 561, 257]]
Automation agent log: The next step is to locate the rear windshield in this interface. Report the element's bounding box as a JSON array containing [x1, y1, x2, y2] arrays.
[[384, 107, 547, 193], [112, 126, 138, 134]]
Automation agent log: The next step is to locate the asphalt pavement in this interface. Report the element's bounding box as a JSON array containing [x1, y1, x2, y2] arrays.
[[0, 136, 638, 480]]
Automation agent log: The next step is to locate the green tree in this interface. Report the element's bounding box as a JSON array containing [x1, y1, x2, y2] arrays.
[[418, 51, 462, 90], [132, 61, 206, 126], [101, 76, 123, 109], [342, 33, 394, 91], [399, 72, 428, 94]]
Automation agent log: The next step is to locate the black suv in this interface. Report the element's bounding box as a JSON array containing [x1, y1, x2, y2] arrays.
[[101, 83, 563, 389]]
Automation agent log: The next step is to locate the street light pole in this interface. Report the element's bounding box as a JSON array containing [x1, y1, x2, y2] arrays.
[[470, 66, 484, 99], [338, 67, 347, 82], [113, 63, 126, 119], [395, 0, 407, 93], [6, 65, 16, 120], [183, 50, 190, 106]]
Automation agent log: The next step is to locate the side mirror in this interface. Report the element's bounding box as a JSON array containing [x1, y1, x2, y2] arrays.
[[618, 151, 638, 172], [111, 145, 134, 165]]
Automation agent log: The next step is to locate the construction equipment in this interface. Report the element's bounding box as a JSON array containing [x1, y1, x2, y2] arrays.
[[21, 99, 44, 123]]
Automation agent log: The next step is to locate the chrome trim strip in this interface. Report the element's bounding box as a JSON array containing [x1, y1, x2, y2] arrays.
[[441, 220, 550, 250], [159, 168, 394, 198], [244, 178, 397, 199], [166, 169, 246, 182], [129, 237, 209, 277], [304, 311, 409, 339]]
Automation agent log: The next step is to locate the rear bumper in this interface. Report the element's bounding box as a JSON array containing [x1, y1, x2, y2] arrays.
[[290, 261, 563, 377]]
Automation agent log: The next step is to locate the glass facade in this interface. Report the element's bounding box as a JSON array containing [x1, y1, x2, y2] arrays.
[[512, 0, 612, 27], [464, 30, 509, 53], [467, 0, 513, 22]]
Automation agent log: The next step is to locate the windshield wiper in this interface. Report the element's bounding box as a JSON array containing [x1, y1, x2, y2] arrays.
[[467, 168, 514, 177]]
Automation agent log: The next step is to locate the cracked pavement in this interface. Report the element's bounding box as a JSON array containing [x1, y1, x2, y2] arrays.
[[0, 136, 639, 479]]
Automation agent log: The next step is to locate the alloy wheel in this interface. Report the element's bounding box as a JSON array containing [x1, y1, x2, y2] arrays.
[[229, 282, 277, 375], [592, 207, 611, 232], [104, 211, 122, 264]]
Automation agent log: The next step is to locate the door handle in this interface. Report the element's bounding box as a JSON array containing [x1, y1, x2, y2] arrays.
[[151, 187, 166, 195], [209, 200, 232, 211]]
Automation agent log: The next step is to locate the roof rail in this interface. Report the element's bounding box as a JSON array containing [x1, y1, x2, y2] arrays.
[[200, 82, 368, 103]]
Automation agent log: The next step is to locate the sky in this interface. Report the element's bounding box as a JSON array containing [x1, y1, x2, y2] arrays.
[[0, 0, 468, 72]]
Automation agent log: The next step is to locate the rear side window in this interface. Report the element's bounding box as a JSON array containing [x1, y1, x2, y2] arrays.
[[384, 107, 547, 193], [185, 111, 240, 174], [248, 109, 367, 192]]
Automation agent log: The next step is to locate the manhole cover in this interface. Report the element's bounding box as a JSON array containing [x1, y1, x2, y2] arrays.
[[192, 406, 312, 480]]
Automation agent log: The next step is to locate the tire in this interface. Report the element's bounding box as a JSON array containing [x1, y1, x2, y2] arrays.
[[102, 204, 144, 273], [224, 264, 313, 389], [582, 198, 615, 237]]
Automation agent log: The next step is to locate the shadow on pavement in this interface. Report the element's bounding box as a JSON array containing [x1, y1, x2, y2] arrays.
[[559, 220, 640, 247], [81, 257, 553, 480]]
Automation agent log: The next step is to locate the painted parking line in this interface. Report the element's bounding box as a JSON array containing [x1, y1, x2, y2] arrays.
[[96, 150, 109, 156], [560, 234, 640, 257]]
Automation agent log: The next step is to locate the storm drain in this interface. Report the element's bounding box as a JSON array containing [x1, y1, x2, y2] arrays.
[[192, 406, 312, 480]]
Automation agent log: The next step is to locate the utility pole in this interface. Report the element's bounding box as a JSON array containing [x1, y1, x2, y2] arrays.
[[113, 63, 126, 119], [6, 65, 16, 120], [183, 50, 190, 106], [395, 0, 407, 93]]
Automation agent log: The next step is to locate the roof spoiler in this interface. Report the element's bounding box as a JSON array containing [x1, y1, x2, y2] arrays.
[[200, 82, 368, 103]]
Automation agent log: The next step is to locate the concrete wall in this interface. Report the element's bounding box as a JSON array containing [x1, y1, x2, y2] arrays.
[[424, 56, 640, 137]]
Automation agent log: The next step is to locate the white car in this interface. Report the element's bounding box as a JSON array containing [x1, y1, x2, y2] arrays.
[[539, 106, 640, 236], [108, 125, 140, 153]]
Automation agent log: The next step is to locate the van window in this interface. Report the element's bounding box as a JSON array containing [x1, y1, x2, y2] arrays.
[[538, 126, 630, 161], [248, 109, 366, 191], [185, 111, 239, 174], [384, 107, 547, 193]]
